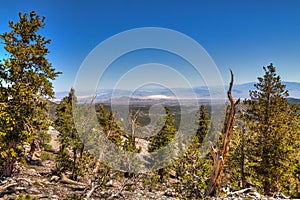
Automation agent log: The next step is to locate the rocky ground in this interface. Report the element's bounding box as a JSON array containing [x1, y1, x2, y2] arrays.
[[0, 160, 180, 199], [0, 127, 179, 200], [0, 127, 290, 199]]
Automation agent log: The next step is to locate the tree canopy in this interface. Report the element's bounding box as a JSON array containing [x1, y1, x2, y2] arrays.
[[0, 11, 60, 177]]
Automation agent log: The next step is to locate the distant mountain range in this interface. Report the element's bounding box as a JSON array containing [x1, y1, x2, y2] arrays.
[[53, 82, 300, 103]]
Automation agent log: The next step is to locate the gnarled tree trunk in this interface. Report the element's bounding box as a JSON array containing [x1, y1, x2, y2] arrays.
[[2, 141, 17, 177], [205, 70, 240, 196]]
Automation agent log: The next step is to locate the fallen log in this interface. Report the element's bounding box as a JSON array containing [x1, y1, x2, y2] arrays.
[[0, 182, 18, 193], [85, 182, 100, 200], [226, 187, 261, 199], [60, 173, 86, 186]]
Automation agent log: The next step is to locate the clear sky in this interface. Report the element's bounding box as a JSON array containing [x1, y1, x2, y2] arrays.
[[1, 0, 300, 92]]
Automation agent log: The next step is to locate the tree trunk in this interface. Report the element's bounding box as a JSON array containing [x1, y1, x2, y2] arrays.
[[60, 173, 85, 185], [263, 180, 271, 196], [240, 124, 246, 188], [72, 148, 77, 181], [158, 168, 164, 183], [205, 70, 240, 196], [80, 144, 84, 159], [2, 141, 17, 177], [29, 138, 40, 161], [3, 157, 15, 177]]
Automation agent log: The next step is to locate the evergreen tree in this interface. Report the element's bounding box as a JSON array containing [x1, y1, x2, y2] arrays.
[[0, 11, 60, 177], [148, 106, 177, 182], [97, 104, 124, 147], [172, 105, 212, 199], [196, 105, 210, 144], [245, 64, 299, 195], [63, 97, 114, 187], [54, 88, 85, 180], [97, 104, 141, 174], [225, 106, 253, 190], [28, 97, 52, 160], [148, 107, 177, 152]]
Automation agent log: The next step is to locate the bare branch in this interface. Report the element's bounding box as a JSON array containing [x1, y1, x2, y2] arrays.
[[205, 70, 240, 196]]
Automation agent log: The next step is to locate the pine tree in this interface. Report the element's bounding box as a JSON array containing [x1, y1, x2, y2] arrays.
[[172, 105, 212, 199], [196, 105, 210, 144], [245, 64, 299, 195], [54, 88, 85, 180], [97, 104, 141, 174], [0, 11, 60, 177], [28, 97, 52, 160], [225, 105, 253, 190], [62, 97, 114, 188], [148, 106, 177, 182], [97, 104, 124, 147]]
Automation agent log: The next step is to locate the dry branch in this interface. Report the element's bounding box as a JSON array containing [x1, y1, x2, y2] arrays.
[[205, 70, 240, 196], [85, 182, 100, 200]]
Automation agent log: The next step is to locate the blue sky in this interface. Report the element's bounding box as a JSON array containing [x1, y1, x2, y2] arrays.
[[1, 0, 300, 92]]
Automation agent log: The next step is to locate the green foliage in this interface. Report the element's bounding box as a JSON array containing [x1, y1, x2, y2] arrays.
[[225, 117, 253, 190], [196, 105, 210, 143], [54, 91, 112, 184], [0, 11, 60, 177], [148, 107, 176, 152], [97, 103, 124, 147], [239, 64, 300, 195], [148, 106, 177, 182], [172, 105, 212, 199], [54, 88, 84, 180], [1, 17, 299, 197], [38, 130, 52, 149], [42, 143, 53, 151], [123, 136, 141, 153], [294, 163, 300, 182], [40, 151, 54, 161], [16, 194, 38, 200]]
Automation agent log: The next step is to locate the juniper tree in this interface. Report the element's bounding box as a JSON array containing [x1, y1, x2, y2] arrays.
[[0, 11, 60, 177]]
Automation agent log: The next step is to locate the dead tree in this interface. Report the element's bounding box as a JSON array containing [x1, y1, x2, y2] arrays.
[[205, 70, 240, 196], [129, 108, 141, 145]]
